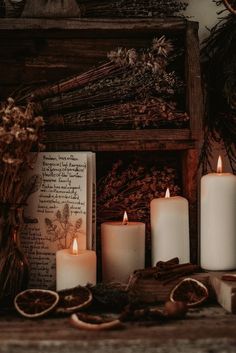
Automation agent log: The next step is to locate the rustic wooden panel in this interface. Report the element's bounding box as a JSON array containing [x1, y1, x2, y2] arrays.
[[0, 18, 188, 31], [182, 149, 199, 264], [185, 21, 203, 139]]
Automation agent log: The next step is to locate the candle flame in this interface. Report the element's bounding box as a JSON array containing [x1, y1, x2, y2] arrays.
[[72, 238, 79, 255], [122, 211, 128, 225], [217, 155, 223, 173], [165, 188, 170, 198]]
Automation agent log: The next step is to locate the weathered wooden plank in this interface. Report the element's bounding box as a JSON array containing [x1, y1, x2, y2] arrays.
[[185, 21, 203, 140], [0, 18, 188, 32], [0, 307, 236, 353], [45, 141, 197, 152], [43, 129, 197, 152], [45, 129, 193, 143], [182, 149, 199, 263]]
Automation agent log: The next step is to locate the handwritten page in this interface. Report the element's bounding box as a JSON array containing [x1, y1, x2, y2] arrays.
[[21, 152, 95, 289]]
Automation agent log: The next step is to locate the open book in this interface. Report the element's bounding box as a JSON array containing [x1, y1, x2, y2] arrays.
[[20, 152, 96, 289]]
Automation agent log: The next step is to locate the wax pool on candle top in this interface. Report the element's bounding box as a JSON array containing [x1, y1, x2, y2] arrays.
[[150, 188, 190, 265], [56, 238, 96, 291], [101, 212, 145, 283], [200, 156, 236, 270]]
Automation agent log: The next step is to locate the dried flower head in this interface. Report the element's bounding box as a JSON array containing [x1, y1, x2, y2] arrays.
[[0, 98, 44, 204], [108, 47, 137, 67], [152, 36, 174, 57]]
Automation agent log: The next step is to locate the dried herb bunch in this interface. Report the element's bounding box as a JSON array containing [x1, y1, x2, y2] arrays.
[[22, 36, 188, 130], [76, 0, 188, 18], [0, 98, 44, 204], [0, 99, 44, 303], [97, 159, 180, 222], [201, 2, 236, 172], [49, 98, 189, 130]]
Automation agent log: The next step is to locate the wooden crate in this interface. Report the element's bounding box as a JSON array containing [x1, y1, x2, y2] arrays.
[[0, 18, 203, 263]]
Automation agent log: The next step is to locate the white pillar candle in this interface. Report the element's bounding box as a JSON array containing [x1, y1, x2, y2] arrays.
[[101, 212, 145, 283], [200, 156, 236, 270], [150, 188, 190, 265], [56, 238, 96, 291]]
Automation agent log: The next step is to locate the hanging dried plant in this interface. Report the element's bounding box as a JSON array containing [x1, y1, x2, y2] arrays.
[[0, 98, 44, 204], [201, 2, 236, 172]]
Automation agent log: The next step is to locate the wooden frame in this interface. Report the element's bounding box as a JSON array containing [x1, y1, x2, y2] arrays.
[[0, 18, 203, 263]]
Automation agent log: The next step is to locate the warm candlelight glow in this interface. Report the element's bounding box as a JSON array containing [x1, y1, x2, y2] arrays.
[[72, 238, 79, 255], [122, 211, 128, 225], [165, 188, 170, 198], [217, 155, 223, 173]]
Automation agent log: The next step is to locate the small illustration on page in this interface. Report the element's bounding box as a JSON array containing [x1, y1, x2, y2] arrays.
[[44, 203, 86, 250]]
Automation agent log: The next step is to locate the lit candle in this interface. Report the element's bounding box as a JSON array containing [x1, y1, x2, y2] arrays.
[[200, 156, 236, 270], [56, 238, 96, 291], [101, 212, 145, 283], [150, 188, 190, 265]]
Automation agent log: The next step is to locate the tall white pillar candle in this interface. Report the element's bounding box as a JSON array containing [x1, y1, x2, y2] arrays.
[[101, 212, 145, 283], [201, 156, 236, 270], [56, 238, 96, 291], [150, 188, 190, 265]]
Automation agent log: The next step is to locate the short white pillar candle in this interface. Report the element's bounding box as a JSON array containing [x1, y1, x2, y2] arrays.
[[150, 188, 190, 265], [201, 156, 236, 270], [101, 212, 145, 283], [56, 238, 96, 291]]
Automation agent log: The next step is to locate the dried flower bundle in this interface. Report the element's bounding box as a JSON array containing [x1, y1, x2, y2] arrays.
[[97, 159, 181, 223], [22, 36, 187, 131], [39, 37, 182, 113], [76, 0, 188, 18], [46, 98, 189, 130], [0, 98, 44, 204]]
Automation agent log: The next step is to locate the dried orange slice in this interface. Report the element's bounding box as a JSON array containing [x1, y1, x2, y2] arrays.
[[70, 313, 123, 331], [56, 286, 92, 314], [14, 289, 59, 318], [169, 278, 208, 307]]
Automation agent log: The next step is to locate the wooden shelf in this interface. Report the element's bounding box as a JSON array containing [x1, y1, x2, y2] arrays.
[[0, 306, 235, 353], [44, 129, 197, 152], [0, 18, 203, 263], [0, 18, 190, 32]]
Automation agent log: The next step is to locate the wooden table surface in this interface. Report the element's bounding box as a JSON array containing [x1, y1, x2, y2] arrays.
[[0, 306, 236, 353]]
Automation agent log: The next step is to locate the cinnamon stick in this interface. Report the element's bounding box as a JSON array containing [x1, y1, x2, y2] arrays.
[[131, 259, 199, 284], [155, 264, 199, 283], [134, 267, 158, 279], [156, 257, 179, 269]]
